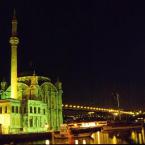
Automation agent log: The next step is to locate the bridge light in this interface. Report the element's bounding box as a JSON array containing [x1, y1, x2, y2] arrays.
[[113, 112, 119, 116], [69, 105, 72, 107], [62, 104, 64, 107], [88, 112, 94, 115], [73, 105, 76, 108], [77, 106, 80, 108], [139, 110, 142, 114], [81, 106, 83, 109], [65, 104, 68, 107]]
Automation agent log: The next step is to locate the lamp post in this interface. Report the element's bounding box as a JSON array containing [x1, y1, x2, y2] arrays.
[[116, 93, 121, 120], [112, 91, 121, 120]]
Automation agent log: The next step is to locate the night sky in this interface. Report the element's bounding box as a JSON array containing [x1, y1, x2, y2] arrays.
[[0, 0, 145, 111]]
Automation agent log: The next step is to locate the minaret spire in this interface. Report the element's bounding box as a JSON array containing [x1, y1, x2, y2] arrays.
[[12, 8, 17, 36], [13, 8, 16, 16], [9, 9, 19, 99]]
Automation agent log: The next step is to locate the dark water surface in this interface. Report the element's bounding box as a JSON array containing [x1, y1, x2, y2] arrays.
[[3, 128, 145, 144]]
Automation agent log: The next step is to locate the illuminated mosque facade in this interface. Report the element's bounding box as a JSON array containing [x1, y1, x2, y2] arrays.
[[0, 11, 63, 134]]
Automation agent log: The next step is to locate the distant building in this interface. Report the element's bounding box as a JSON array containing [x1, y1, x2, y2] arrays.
[[0, 11, 63, 134]]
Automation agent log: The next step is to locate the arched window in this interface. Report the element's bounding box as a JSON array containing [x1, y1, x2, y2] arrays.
[[30, 106, 33, 113]]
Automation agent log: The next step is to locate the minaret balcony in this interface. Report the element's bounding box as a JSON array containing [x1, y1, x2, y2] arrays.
[[9, 37, 19, 45]]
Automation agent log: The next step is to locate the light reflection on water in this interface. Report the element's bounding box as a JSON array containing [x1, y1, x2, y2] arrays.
[[90, 128, 145, 144], [6, 128, 145, 144]]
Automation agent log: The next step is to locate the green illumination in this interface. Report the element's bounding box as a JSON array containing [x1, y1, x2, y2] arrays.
[[0, 12, 63, 134], [0, 76, 63, 134]]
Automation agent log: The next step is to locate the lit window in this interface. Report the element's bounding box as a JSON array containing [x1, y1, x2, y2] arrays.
[[34, 107, 36, 114], [38, 107, 40, 113], [16, 106, 18, 113], [29, 118, 33, 127], [12, 106, 14, 113], [30, 106, 33, 113], [35, 117, 37, 127], [5, 106, 7, 113]]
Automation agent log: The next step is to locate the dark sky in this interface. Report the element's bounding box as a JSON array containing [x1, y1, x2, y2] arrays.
[[0, 0, 145, 111]]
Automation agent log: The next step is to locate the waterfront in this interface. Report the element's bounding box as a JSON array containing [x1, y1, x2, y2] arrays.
[[4, 127, 144, 144]]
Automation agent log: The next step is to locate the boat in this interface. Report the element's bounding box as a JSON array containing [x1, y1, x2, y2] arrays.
[[70, 126, 101, 138], [102, 121, 143, 132], [54, 131, 92, 139], [53, 124, 100, 139]]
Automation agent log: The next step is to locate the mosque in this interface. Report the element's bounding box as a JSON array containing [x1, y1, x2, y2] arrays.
[[0, 11, 63, 134]]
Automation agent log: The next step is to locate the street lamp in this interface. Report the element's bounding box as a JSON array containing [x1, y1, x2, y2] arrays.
[[112, 92, 121, 120], [116, 93, 121, 120]]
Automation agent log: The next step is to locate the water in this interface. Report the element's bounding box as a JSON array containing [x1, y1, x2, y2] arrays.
[[2, 128, 145, 144]]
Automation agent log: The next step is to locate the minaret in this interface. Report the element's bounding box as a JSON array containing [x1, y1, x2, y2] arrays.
[[9, 9, 19, 99]]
